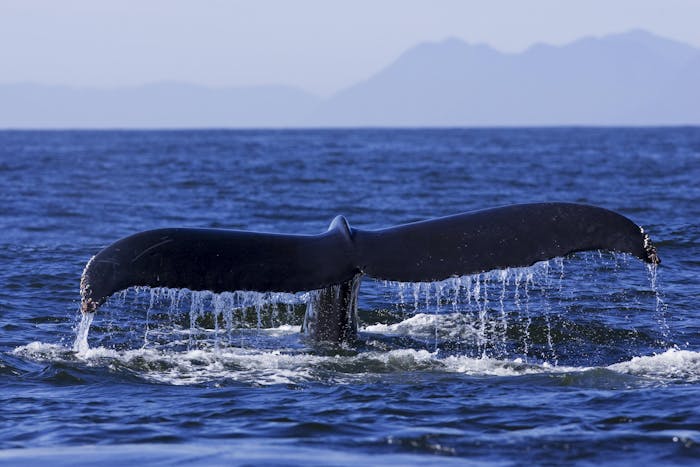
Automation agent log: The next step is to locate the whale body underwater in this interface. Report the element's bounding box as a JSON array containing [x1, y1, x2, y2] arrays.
[[80, 202, 660, 343]]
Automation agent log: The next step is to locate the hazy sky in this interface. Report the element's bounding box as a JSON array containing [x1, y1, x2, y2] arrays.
[[2, 0, 699, 96]]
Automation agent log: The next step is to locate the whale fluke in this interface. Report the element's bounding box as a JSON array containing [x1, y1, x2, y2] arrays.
[[356, 203, 659, 282], [80, 215, 358, 312], [80, 203, 659, 342]]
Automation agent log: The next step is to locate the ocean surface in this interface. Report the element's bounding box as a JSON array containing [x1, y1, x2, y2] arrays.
[[1, 128, 698, 465]]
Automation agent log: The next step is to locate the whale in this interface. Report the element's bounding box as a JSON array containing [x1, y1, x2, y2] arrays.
[[80, 203, 659, 343]]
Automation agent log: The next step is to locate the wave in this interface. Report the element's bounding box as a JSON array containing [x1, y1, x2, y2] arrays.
[[11, 338, 699, 387], [608, 348, 700, 382]]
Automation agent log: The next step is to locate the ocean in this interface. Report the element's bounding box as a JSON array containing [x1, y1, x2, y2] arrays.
[[1, 128, 698, 465]]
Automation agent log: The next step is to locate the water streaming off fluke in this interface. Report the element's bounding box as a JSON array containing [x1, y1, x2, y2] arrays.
[[66, 253, 673, 386]]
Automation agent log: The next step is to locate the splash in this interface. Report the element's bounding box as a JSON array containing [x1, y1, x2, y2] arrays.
[[15, 341, 700, 387], [75, 286, 313, 352], [72, 311, 94, 354], [26, 251, 690, 388], [608, 348, 700, 382], [379, 254, 670, 359], [71, 253, 669, 370], [647, 263, 670, 341], [381, 262, 557, 359]]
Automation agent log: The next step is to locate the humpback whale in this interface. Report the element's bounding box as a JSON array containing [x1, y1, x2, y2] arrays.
[[80, 203, 659, 343]]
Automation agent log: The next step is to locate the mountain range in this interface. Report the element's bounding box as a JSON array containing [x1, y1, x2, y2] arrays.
[[1, 30, 698, 128]]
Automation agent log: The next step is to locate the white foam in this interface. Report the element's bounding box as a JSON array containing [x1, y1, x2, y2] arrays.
[[607, 348, 700, 382], [14, 341, 322, 386], [441, 354, 582, 376], [261, 324, 302, 336], [14, 341, 68, 358], [14, 341, 700, 386], [363, 313, 439, 335], [362, 313, 490, 340], [9, 341, 568, 384]]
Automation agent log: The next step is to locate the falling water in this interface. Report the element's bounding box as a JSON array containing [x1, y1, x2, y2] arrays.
[[72, 311, 94, 354], [379, 254, 664, 363], [647, 263, 670, 341], [73, 253, 668, 364]]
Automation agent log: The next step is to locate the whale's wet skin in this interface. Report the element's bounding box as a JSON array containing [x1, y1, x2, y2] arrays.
[[77, 201, 659, 345], [2, 129, 699, 465]]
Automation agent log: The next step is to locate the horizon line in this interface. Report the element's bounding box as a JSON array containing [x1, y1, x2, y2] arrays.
[[2, 124, 699, 132]]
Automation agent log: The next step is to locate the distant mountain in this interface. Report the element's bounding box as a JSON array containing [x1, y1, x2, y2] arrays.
[[310, 30, 700, 126], [0, 82, 320, 128], [1, 30, 698, 128]]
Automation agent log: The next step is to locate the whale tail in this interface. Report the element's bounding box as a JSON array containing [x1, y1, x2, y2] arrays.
[[80, 203, 659, 342]]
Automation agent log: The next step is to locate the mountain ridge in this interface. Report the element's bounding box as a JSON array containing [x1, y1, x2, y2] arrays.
[[309, 29, 700, 126], [1, 30, 698, 128]]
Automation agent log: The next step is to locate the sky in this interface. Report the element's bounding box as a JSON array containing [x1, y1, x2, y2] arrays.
[[2, 0, 699, 96]]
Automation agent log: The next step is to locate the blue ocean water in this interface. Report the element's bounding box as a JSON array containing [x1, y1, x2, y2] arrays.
[[0, 128, 698, 465]]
